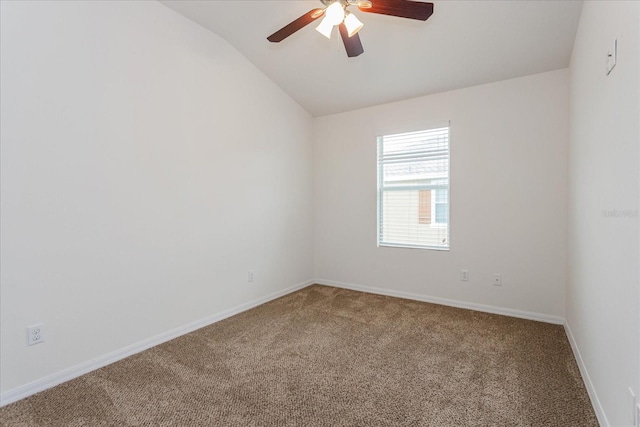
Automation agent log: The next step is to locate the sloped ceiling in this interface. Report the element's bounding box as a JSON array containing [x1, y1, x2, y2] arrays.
[[161, 0, 583, 117]]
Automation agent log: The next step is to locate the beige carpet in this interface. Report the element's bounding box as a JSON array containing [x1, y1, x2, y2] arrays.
[[1, 285, 598, 426]]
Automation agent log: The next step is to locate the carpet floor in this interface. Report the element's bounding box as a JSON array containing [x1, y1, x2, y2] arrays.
[[1, 285, 598, 426]]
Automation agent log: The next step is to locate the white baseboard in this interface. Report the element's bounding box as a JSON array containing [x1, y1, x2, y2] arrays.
[[564, 321, 609, 427], [314, 280, 607, 423], [3, 277, 602, 427], [314, 278, 565, 325], [0, 279, 314, 407]]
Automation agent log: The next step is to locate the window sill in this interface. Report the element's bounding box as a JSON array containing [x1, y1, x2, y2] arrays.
[[378, 243, 450, 251]]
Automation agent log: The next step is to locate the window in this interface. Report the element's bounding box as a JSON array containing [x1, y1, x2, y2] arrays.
[[433, 188, 448, 224], [377, 126, 450, 249]]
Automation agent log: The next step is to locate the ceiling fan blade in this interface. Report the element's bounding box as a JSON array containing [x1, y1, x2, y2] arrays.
[[358, 0, 434, 21], [267, 9, 325, 42], [338, 24, 364, 58]]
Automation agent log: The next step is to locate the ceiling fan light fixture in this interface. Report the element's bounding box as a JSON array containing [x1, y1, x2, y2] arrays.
[[344, 12, 364, 37], [315, 16, 334, 39], [324, 1, 346, 25], [267, 0, 435, 58]]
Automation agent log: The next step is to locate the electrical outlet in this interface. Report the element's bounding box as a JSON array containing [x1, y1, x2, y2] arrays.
[[247, 270, 254, 283], [27, 324, 45, 346], [493, 274, 502, 286], [460, 270, 469, 281]]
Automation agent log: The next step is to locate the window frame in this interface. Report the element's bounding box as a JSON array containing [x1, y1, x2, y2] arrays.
[[376, 125, 451, 251]]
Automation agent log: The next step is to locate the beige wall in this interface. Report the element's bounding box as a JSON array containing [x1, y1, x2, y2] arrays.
[[0, 1, 314, 396], [314, 69, 569, 318], [567, 1, 640, 425]]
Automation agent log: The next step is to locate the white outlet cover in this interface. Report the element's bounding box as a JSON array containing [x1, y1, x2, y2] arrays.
[[493, 274, 502, 286], [27, 323, 45, 346]]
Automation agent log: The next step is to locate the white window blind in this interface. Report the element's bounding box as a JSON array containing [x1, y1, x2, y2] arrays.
[[377, 126, 450, 250]]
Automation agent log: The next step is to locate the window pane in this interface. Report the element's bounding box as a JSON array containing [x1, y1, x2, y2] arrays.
[[435, 189, 448, 203], [381, 190, 448, 247], [377, 126, 450, 249], [435, 203, 448, 224]]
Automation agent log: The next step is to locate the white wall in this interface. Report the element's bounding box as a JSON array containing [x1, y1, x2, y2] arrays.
[[567, 1, 640, 426], [0, 1, 314, 397], [314, 69, 569, 319]]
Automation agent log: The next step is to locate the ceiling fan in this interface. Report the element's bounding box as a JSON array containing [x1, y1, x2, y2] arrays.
[[267, 0, 434, 58]]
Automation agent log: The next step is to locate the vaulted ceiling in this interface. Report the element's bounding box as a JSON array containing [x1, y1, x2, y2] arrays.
[[161, 1, 583, 117]]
